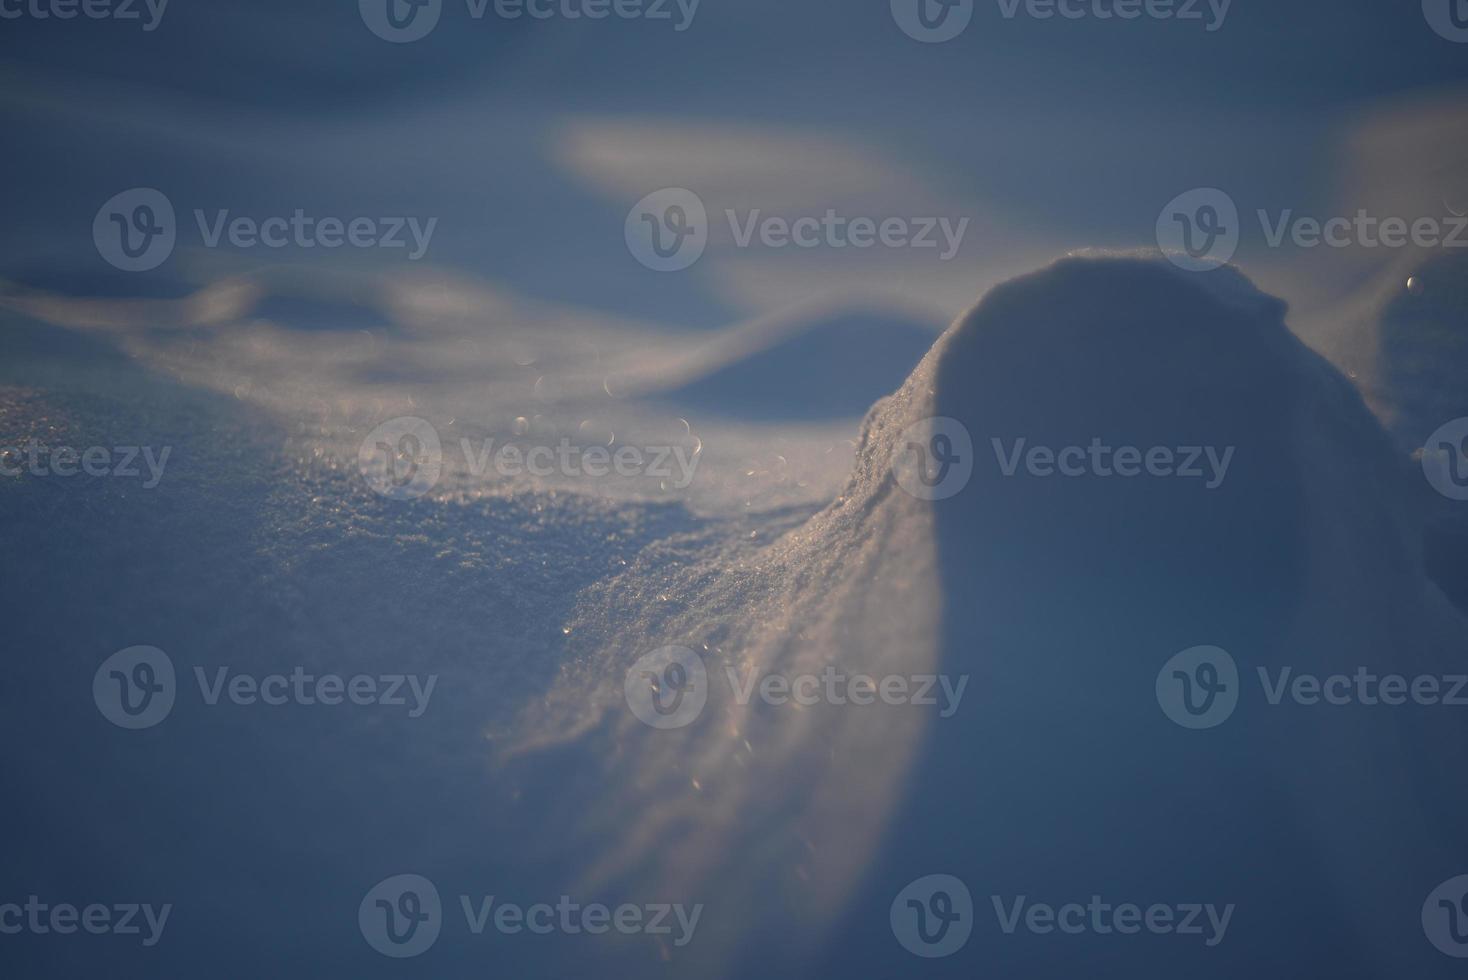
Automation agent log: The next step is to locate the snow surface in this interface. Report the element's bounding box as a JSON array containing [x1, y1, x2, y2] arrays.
[[4, 6, 1467, 976], [3, 253, 1467, 978], [492, 254, 1468, 978]]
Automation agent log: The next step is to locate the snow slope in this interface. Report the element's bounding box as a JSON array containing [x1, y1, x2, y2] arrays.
[[501, 254, 1468, 978]]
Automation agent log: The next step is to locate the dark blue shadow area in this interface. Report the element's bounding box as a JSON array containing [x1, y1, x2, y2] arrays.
[[809, 259, 1468, 979], [1378, 251, 1468, 614], [662, 311, 938, 420]]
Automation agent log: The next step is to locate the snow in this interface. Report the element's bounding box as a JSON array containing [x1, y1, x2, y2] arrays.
[[4, 239, 1467, 978], [496, 254, 1468, 977]]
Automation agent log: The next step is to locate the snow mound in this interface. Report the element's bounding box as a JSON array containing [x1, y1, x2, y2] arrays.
[[1374, 251, 1468, 614], [507, 254, 1468, 978], [1377, 251, 1468, 453]]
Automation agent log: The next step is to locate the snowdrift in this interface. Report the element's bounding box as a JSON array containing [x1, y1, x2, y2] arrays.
[[509, 255, 1468, 978], [6, 254, 1464, 979]]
